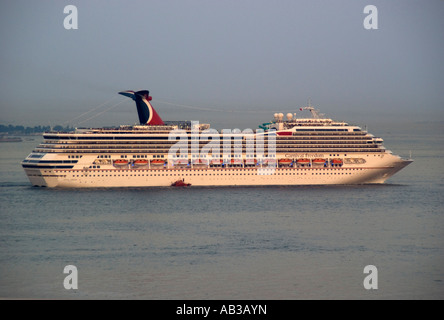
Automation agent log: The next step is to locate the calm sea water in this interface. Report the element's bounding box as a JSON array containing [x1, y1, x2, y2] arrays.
[[0, 121, 443, 299]]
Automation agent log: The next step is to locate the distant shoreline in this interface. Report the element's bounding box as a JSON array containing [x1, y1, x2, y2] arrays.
[[0, 124, 73, 136]]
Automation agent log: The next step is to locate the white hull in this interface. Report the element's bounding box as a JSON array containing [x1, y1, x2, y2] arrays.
[[24, 157, 412, 188]]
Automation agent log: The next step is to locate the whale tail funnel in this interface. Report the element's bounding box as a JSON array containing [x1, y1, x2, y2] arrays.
[[119, 90, 164, 125]]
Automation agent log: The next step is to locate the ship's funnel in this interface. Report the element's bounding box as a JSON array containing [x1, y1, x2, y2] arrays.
[[119, 90, 164, 125]]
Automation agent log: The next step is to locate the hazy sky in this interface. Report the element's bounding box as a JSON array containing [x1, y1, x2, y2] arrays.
[[0, 0, 443, 129]]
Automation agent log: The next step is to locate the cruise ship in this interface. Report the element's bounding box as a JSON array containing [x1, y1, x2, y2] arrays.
[[22, 90, 412, 188]]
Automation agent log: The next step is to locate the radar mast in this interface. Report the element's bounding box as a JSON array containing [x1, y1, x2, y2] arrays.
[[299, 99, 324, 119]]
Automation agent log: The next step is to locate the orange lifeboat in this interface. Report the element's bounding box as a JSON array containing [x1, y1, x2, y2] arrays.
[[278, 158, 292, 166], [113, 159, 129, 166], [331, 158, 343, 166], [133, 159, 148, 167], [244, 159, 257, 166], [150, 159, 165, 167], [262, 159, 277, 167], [192, 159, 208, 167], [174, 159, 188, 167], [296, 158, 310, 167], [230, 159, 243, 165], [312, 158, 326, 166], [211, 159, 223, 165]]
